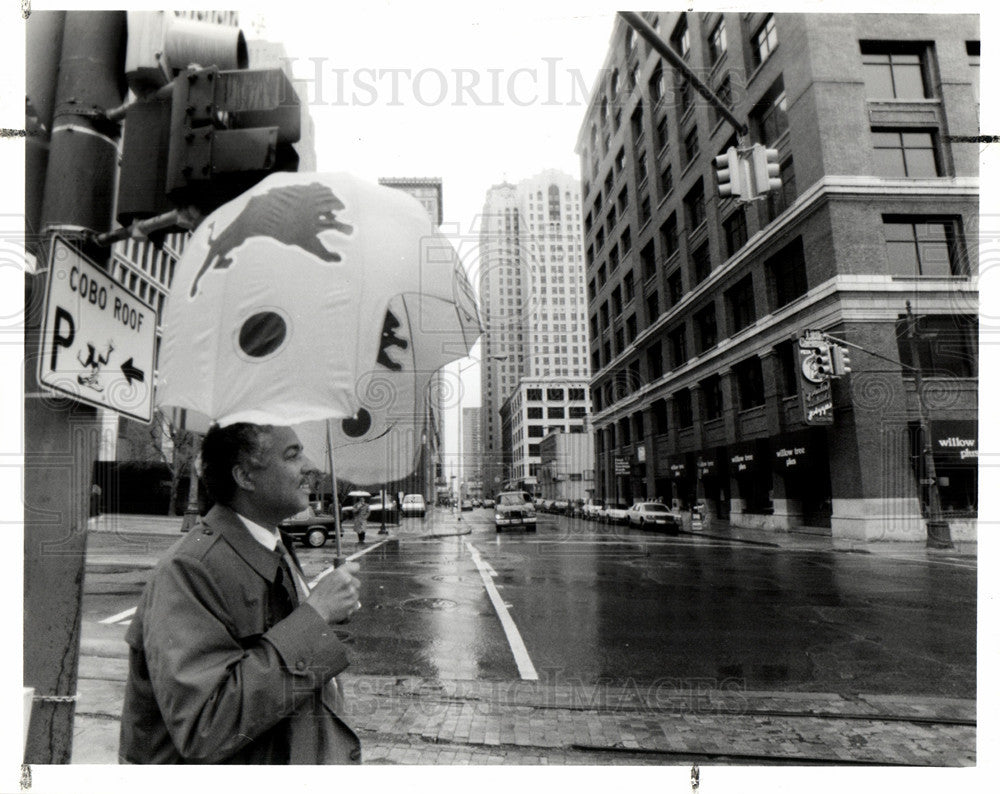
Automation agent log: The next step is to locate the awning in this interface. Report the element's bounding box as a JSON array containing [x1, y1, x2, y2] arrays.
[[730, 439, 767, 475], [772, 432, 813, 471]]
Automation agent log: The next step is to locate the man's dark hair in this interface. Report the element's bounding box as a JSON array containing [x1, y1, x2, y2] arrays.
[[200, 423, 273, 505]]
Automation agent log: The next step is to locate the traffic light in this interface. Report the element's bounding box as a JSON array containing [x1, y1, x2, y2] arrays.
[[814, 344, 833, 379], [117, 14, 301, 225], [750, 143, 782, 197], [713, 147, 745, 199], [832, 344, 852, 375]]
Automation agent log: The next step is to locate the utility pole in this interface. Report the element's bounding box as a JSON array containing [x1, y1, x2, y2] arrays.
[[24, 11, 127, 763], [905, 302, 952, 549]]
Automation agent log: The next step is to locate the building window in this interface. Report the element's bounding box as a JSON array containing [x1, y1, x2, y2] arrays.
[[765, 157, 797, 222], [734, 356, 765, 409], [617, 185, 629, 212], [896, 314, 977, 377], [621, 225, 632, 254], [569, 387, 586, 400], [872, 130, 940, 177], [766, 236, 809, 309], [677, 75, 694, 116], [548, 406, 565, 418], [751, 14, 778, 69], [609, 242, 620, 271], [861, 41, 930, 100], [655, 114, 669, 151], [527, 388, 542, 401], [570, 406, 588, 418], [598, 264, 607, 287], [661, 213, 679, 258], [527, 406, 543, 419], [639, 193, 652, 225], [722, 208, 748, 258], [528, 444, 541, 456], [701, 374, 724, 419], [611, 285, 622, 315], [713, 74, 733, 126], [528, 426, 545, 438], [676, 390, 694, 428], [968, 40, 980, 105], [692, 242, 711, 284], [726, 274, 756, 334], [659, 163, 673, 199], [646, 291, 660, 323], [641, 240, 656, 280], [694, 304, 717, 352], [776, 340, 799, 396], [626, 314, 637, 343], [671, 16, 690, 59], [547, 388, 565, 400], [684, 179, 706, 231], [883, 217, 966, 276], [646, 340, 663, 379], [667, 269, 684, 306], [648, 63, 664, 103], [669, 325, 687, 368], [708, 18, 727, 64], [754, 80, 788, 146], [623, 270, 635, 301], [683, 126, 700, 166], [631, 101, 645, 144]]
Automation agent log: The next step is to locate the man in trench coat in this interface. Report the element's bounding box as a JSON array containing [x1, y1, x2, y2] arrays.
[[119, 423, 363, 764]]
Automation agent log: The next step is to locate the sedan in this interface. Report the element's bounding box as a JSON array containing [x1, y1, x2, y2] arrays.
[[279, 507, 341, 548], [401, 494, 426, 518], [627, 502, 681, 533]]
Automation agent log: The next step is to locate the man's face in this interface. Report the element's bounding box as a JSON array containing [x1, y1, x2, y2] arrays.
[[242, 426, 315, 522]]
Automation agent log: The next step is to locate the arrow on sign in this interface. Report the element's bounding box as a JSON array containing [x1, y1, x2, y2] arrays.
[[121, 357, 145, 385]]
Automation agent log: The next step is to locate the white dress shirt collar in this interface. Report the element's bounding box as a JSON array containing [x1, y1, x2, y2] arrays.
[[237, 513, 280, 552]]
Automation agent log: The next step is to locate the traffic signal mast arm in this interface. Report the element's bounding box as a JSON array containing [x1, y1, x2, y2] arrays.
[[818, 332, 920, 374], [618, 12, 748, 137]]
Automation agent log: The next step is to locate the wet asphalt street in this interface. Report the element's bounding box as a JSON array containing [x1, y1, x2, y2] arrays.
[[83, 509, 977, 700], [334, 512, 976, 698]]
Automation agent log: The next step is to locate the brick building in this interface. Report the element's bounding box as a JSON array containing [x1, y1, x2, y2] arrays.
[[578, 12, 978, 541]]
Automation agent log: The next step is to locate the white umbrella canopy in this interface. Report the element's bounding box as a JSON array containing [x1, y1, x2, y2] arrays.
[[296, 229, 482, 486], [155, 172, 449, 427]]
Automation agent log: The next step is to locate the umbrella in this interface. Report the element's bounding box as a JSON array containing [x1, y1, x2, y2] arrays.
[[156, 172, 481, 557], [156, 171, 451, 427]]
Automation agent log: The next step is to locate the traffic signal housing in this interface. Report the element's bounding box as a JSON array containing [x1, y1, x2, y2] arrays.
[[831, 344, 852, 375], [750, 143, 782, 197], [117, 13, 301, 226], [814, 344, 834, 380], [714, 147, 745, 199]]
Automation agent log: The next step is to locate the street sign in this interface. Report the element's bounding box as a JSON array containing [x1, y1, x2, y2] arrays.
[[38, 236, 157, 422]]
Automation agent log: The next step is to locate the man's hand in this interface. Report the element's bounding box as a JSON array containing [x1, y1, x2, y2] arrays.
[[304, 561, 361, 625]]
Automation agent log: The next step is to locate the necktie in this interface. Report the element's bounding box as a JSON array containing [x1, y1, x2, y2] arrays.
[[275, 539, 310, 605]]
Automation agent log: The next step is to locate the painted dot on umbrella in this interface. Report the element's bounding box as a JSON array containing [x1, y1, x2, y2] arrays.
[[239, 311, 287, 358]]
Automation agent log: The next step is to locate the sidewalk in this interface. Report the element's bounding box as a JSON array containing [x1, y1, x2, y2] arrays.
[[73, 643, 975, 765]]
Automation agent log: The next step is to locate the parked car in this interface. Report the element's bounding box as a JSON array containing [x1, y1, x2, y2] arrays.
[[279, 506, 340, 548], [582, 499, 605, 521], [627, 502, 681, 533], [552, 499, 569, 514], [482, 498, 495, 509], [494, 490, 537, 532], [401, 493, 427, 518], [461, 498, 474, 511], [602, 502, 629, 525]]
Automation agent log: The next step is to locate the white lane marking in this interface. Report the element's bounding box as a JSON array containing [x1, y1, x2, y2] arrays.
[[483, 561, 498, 577], [100, 606, 137, 625], [308, 538, 392, 587], [464, 539, 538, 681]]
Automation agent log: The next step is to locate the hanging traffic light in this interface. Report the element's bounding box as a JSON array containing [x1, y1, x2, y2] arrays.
[[713, 147, 745, 199], [750, 143, 782, 197], [832, 344, 852, 375], [814, 343, 834, 379]]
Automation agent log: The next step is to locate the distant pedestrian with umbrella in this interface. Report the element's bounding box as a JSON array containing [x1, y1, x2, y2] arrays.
[[349, 490, 370, 543]]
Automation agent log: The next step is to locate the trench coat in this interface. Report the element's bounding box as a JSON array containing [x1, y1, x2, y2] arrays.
[[118, 504, 361, 764]]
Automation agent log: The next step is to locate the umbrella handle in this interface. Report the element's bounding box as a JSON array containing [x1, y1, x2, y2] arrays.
[[326, 420, 343, 560]]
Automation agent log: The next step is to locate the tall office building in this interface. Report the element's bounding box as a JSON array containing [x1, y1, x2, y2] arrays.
[[478, 170, 592, 493], [579, 12, 978, 540], [461, 406, 482, 497]]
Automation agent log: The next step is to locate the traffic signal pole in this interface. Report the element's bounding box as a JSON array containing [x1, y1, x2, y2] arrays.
[[24, 11, 127, 763]]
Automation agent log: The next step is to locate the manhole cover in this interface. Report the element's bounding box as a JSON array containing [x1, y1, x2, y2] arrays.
[[401, 597, 459, 612]]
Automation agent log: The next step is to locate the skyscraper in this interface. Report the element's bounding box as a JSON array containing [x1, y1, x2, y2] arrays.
[[478, 170, 592, 492]]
